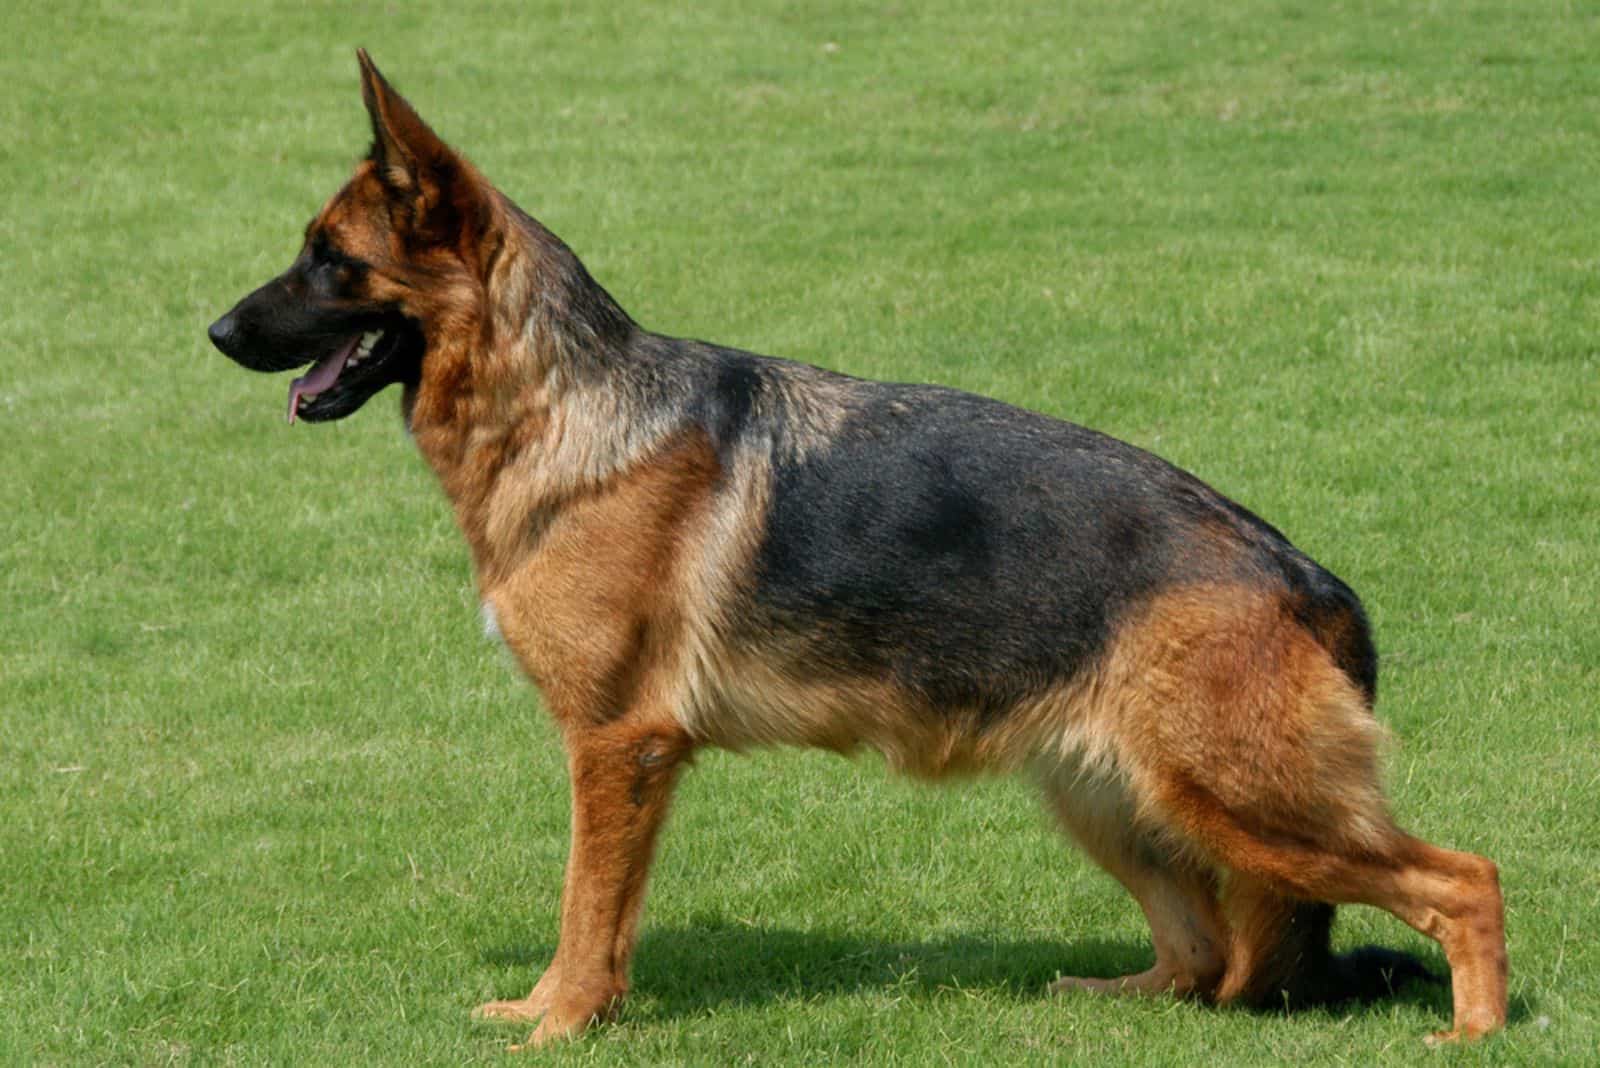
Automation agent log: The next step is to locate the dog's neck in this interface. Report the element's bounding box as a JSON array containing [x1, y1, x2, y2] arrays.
[[404, 196, 675, 585]]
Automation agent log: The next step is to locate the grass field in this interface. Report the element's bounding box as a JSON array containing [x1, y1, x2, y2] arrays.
[[5, 1, 1598, 1063]]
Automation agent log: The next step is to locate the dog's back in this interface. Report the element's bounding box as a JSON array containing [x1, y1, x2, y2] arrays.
[[745, 370, 1353, 706], [648, 346, 1367, 756]]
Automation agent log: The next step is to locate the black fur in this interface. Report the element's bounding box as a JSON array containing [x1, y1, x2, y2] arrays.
[[723, 376, 1374, 718]]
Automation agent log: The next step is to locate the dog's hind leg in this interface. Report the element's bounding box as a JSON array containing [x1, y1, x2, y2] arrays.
[[1176, 801, 1505, 1040], [475, 715, 693, 1048], [1120, 589, 1507, 1041], [1042, 774, 1227, 1000], [1210, 876, 1437, 1010], [1212, 875, 1324, 1007]]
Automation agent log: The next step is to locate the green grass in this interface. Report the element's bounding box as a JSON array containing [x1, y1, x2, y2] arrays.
[[4, 1, 1598, 1063]]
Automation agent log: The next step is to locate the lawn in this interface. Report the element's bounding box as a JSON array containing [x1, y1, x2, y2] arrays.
[[4, 1, 1598, 1063]]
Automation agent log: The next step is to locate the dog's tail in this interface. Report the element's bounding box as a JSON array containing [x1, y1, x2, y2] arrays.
[[1227, 898, 1439, 1010]]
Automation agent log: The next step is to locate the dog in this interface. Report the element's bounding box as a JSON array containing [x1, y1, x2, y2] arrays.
[[207, 51, 1507, 1047]]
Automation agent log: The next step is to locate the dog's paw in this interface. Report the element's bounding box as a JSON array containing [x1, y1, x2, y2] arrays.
[[472, 997, 546, 1024], [473, 964, 567, 1027], [1049, 974, 1119, 996], [505, 991, 621, 1050], [507, 1014, 582, 1051]]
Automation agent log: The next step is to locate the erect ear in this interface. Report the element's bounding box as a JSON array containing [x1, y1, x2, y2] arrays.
[[356, 49, 484, 244]]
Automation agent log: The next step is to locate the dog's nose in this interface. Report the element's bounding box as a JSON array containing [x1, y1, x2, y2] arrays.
[[207, 314, 238, 354]]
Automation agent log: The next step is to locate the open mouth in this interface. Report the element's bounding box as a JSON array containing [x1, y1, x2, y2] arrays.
[[287, 322, 421, 424]]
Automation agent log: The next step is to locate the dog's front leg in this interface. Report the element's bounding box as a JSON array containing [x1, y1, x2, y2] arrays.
[[477, 714, 693, 1048]]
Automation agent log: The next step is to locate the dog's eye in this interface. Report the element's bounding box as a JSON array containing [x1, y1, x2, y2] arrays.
[[300, 258, 337, 296], [304, 236, 364, 296], [303, 252, 352, 296]]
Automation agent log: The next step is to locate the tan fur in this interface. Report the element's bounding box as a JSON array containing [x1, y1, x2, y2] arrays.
[[1029, 588, 1504, 1041], [484, 431, 721, 720], [1045, 773, 1227, 999]]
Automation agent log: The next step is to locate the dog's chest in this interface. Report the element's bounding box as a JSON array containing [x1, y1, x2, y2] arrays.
[[467, 435, 724, 721]]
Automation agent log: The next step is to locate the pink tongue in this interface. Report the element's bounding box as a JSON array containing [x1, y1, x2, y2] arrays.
[[287, 336, 360, 424]]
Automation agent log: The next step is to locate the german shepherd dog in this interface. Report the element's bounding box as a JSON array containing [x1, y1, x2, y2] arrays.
[[208, 52, 1507, 1047]]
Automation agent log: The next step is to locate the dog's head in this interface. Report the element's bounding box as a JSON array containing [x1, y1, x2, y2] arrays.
[[207, 50, 493, 424]]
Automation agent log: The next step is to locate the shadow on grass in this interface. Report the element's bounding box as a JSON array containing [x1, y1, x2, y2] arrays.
[[485, 923, 1131, 1011], [480, 919, 1519, 1026]]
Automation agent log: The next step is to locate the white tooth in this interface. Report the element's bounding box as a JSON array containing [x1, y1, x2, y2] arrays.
[[359, 330, 382, 356]]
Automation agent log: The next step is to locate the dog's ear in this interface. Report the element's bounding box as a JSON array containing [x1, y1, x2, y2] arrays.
[[356, 49, 486, 246]]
